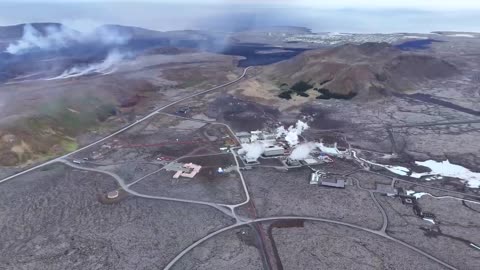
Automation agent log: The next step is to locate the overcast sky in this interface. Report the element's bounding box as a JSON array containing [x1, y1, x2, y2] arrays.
[[5, 0, 480, 10], [1, 1, 480, 33], [173, 0, 480, 10]]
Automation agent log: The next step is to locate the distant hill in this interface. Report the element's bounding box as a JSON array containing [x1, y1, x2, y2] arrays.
[[0, 23, 64, 51], [0, 22, 62, 40], [98, 24, 213, 41], [0, 23, 225, 83], [263, 42, 460, 99], [0, 22, 218, 52]]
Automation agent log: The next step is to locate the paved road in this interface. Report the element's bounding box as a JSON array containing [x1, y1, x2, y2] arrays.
[[59, 159, 458, 270], [163, 216, 457, 270], [351, 150, 480, 200], [58, 159, 237, 219], [156, 111, 253, 210], [0, 66, 252, 185], [353, 178, 389, 233], [364, 170, 480, 200], [0, 65, 464, 269]]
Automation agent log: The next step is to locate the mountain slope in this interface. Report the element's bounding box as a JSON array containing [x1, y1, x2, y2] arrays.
[[263, 42, 459, 99], [0, 22, 62, 39]]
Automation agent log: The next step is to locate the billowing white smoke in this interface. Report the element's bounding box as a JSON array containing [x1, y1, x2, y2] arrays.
[[6, 23, 130, 55], [289, 143, 316, 160], [238, 142, 265, 161], [275, 126, 287, 139], [47, 50, 128, 80], [276, 120, 309, 146]]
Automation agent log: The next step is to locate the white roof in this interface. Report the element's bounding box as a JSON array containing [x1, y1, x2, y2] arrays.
[[265, 145, 284, 150], [304, 158, 318, 164]]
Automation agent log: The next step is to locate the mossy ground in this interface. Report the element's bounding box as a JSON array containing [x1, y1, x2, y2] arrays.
[[0, 96, 116, 167]]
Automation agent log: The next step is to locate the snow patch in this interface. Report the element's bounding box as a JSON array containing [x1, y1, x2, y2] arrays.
[[414, 160, 480, 188], [423, 218, 436, 224], [406, 190, 430, 199], [352, 151, 480, 188], [356, 156, 410, 176]]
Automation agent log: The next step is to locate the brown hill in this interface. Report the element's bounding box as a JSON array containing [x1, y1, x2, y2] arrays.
[[263, 42, 459, 99]]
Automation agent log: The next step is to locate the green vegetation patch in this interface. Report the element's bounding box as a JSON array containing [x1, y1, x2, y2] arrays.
[[39, 96, 117, 135], [0, 95, 118, 166], [315, 88, 357, 100], [290, 81, 313, 93], [278, 80, 313, 99], [61, 138, 78, 152], [278, 90, 293, 100]]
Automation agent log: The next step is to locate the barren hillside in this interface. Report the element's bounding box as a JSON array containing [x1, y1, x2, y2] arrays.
[[263, 42, 459, 99]]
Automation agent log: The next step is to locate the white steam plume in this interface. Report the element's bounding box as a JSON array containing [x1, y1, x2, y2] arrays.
[[276, 120, 309, 146], [238, 142, 265, 161], [46, 50, 128, 80], [6, 23, 130, 55], [289, 143, 316, 160]]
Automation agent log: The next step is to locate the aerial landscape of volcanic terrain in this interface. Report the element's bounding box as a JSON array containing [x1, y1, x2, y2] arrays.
[[0, 3, 480, 269]]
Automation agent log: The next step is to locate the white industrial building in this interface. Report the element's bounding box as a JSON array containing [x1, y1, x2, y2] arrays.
[[263, 145, 285, 157]]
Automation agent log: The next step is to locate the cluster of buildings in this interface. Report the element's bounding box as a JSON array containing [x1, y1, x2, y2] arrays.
[[284, 32, 405, 46], [236, 131, 284, 150], [172, 163, 202, 179], [284, 156, 333, 167], [164, 162, 202, 179], [309, 170, 346, 188], [235, 130, 352, 167], [235, 130, 288, 164]]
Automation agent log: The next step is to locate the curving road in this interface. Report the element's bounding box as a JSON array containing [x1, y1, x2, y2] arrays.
[[0, 64, 463, 270], [0, 66, 253, 185], [61, 158, 458, 270], [352, 178, 389, 233], [155, 112, 253, 210], [163, 216, 458, 270], [58, 159, 238, 219]]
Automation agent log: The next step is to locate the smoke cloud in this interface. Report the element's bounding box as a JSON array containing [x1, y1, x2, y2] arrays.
[[6, 23, 131, 55], [47, 49, 129, 80], [238, 142, 265, 161], [289, 142, 316, 160], [276, 120, 309, 146]]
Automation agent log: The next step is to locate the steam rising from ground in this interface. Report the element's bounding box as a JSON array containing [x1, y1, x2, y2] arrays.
[[47, 50, 129, 80], [289, 143, 316, 160], [238, 120, 310, 161], [276, 120, 309, 147], [238, 142, 265, 161], [6, 23, 130, 55]]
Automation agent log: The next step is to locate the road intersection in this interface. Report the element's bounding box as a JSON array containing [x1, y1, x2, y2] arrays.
[[0, 67, 253, 185], [0, 65, 464, 269]]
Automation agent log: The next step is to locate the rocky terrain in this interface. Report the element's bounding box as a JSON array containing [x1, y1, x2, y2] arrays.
[[0, 23, 244, 167], [0, 21, 479, 270]]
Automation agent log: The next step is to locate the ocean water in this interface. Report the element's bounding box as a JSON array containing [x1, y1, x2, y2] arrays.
[[1, 3, 480, 34]]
